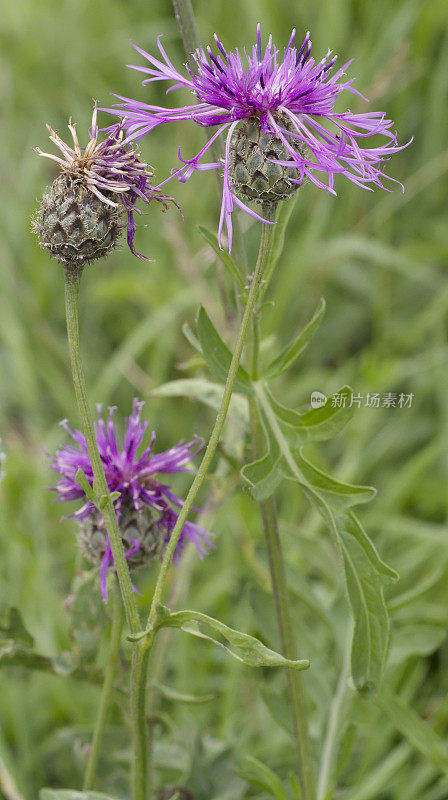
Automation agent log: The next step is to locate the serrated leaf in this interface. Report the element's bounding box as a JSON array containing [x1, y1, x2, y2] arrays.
[[375, 691, 448, 774], [292, 450, 376, 510], [198, 225, 245, 289], [237, 755, 287, 800], [130, 606, 309, 671], [197, 307, 252, 394], [264, 297, 326, 378], [253, 382, 395, 691], [40, 791, 120, 800]]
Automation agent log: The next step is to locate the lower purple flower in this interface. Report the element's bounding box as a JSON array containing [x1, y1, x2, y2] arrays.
[[49, 399, 213, 598]]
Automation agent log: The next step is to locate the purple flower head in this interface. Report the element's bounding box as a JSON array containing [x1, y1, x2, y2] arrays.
[[105, 25, 410, 250], [49, 400, 212, 597], [34, 106, 177, 259]]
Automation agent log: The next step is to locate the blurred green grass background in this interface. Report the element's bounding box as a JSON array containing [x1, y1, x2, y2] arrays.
[[1, 0, 448, 797]]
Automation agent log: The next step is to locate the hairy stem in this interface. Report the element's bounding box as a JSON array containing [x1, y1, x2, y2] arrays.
[[83, 577, 124, 790], [63, 266, 147, 800], [130, 641, 151, 800], [248, 233, 316, 800], [63, 266, 140, 634]]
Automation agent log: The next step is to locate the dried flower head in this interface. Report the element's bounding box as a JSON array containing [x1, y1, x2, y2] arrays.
[[105, 25, 409, 249], [33, 106, 176, 264], [49, 400, 212, 598]]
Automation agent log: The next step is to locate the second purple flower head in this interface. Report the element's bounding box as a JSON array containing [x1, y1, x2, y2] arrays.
[[50, 400, 212, 598]]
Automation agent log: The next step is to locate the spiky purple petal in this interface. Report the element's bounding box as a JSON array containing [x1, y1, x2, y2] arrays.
[[49, 400, 213, 595], [104, 26, 410, 249]]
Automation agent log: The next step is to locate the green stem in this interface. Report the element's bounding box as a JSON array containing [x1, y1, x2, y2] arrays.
[[83, 577, 124, 790], [130, 641, 151, 800], [172, 0, 200, 53], [128, 222, 273, 800], [63, 266, 140, 635], [63, 266, 147, 800], [248, 251, 316, 800], [146, 221, 276, 631]]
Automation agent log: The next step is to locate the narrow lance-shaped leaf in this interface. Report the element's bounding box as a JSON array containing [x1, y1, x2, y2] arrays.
[[375, 691, 448, 774], [129, 605, 309, 671], [237, 755, 287, 800], [197, 306, 252, 394], [264, 297, 326, 378]]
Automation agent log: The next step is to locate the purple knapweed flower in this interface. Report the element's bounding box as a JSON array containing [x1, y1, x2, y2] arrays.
[[105, 25, 409, 249], [49, 400, 212, 598], [34, 106, 176, 259]]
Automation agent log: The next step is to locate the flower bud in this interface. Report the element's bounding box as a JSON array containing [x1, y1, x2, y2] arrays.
[[78, 499, 163, 571], [229, 118, 305, 206], [33, 175, 124, 267]]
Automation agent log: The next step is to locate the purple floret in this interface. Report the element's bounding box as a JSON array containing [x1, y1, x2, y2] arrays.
[[49, 399, 212, 595], [104, 25, 410, 250]]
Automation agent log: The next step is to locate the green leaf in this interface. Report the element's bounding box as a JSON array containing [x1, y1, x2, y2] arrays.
[[375, 691, 448, 774], [237, 755, 287, 800], [151, 679, 217, 704], [252, 382, 395, 691], [0, 604, 34, 647], [40, 791, 120, 800], [182, 321, 202, 354], [297, 385, 355, 441], [197, 307, 252, 394], [75, 467, 95, 501], [130, 605, 309, 671], [265, 389, 307, 430], [197, 225, 246, 289], [292, 450, 377, 510], [152, 378, 248, 424], [337, 520, 390, 695], [240, 405, 283, 500], [264, 297, 326, 378], [266, 385, 355, 444]]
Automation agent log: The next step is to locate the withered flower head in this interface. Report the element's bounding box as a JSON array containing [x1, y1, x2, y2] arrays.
[[32, 106, 176, 265]]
